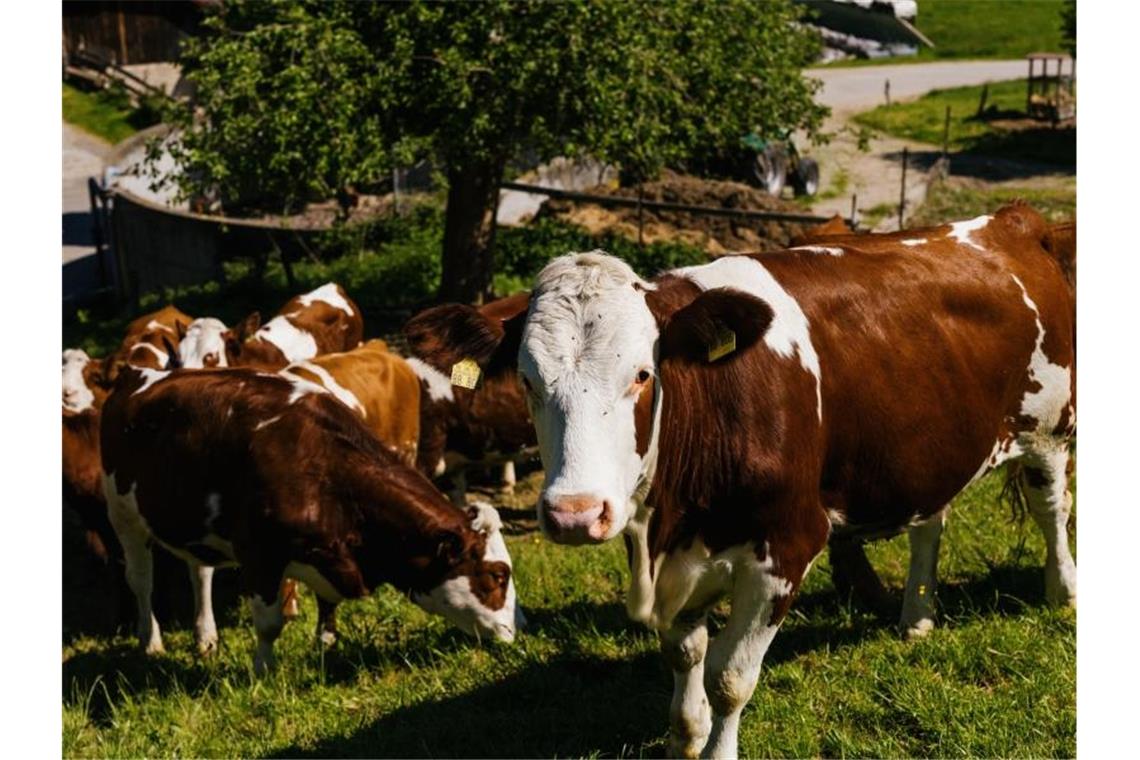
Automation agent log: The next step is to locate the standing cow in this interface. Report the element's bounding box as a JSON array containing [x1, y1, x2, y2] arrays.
[[100, 366, 521, 671], [437, 203, 1074, 758], [178, 282, 363, 371]]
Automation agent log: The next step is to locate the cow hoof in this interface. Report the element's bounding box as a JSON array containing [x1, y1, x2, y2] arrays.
[[668, 736, 708, 759], [197, 635, 219, 657], [901, 618, 935, 640], [142, 640, 165, 656]]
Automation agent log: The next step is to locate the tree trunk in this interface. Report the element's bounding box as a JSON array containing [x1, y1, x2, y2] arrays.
[[438, 160, 504, 304]]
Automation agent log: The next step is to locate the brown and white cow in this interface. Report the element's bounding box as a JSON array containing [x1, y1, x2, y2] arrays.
[[103, 305, 194, 382], [448, 203, 1074, 758], [100, 365, 521, 671], [63, 349, 114, 564], [403, 292, 535, 493], [178, 283, 363, 371]]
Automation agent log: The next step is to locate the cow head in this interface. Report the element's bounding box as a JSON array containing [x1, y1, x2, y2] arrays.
[[412, 502, 523, 642], [178, 313, 262, 368], [62, 349, 102, 412], [518, 252, 771, 545]]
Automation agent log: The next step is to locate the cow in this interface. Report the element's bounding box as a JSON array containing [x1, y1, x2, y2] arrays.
[[442, 202, 1074, 758], [788, 213, 854, 245], [100, 365, 521, 672], [403, 292, 535, 496], [103, 305, 194, 383], [178, 282, 363, 371], [63, 349, 114, 564]]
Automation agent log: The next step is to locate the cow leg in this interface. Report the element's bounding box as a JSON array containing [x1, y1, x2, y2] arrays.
[[105, 493, 163, 654], [661, 613, 711, 759], [829, 536, 893, 617], [316, 598, 339, 647], [244, 561, 289, 675], [447, 469, 468, 506], [187, 561, 219, 655], [1022, 443, 1077, 607], [899, 509, 946, 638], [702, 555, 811, 760], [500, 460, 517, 492]]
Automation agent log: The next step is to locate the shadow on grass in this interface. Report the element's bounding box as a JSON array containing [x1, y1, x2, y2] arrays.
[[880, 138, 1074, 183], [273, 649, 670, 759]]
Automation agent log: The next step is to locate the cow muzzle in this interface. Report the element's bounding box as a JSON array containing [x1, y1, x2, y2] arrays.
[[541, 493, 612, 545]]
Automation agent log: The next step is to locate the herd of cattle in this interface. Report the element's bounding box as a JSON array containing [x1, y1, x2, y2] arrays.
[[62, 201, 1076, 759]]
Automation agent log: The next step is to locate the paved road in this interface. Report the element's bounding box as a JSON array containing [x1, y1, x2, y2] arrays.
[[806, 59, 1027, 113]]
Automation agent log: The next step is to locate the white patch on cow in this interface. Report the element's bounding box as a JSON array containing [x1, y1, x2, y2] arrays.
[[254, 414, 283, 431], [1009, 274, 1072, 431], [132, 367, 171, 396], [204, 492, 222, 529], [970, 435, 1025, 484], [255, 315, 319, 363], [404, 357, 456, 402], [145, 319, 175, 334], [826, 508, 846, 527], [901, 238, 927, 246], [298, 282, 355, 316], [947, 215, 991, 251], [129, 341, 168, 367], [676, 256, 823, 421], [248, 594, 285, 675], [188, 563, 219, 654], [790, 245, 843, 256], [285, 361, 364, 415], [278, 370, 329, 404], [521, 253, 661, 542], [62, 349, 96, 412], [179, 317, 229, 368]]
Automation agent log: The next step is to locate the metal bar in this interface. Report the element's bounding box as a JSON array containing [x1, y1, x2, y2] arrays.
[[500, 181, 836, 225]]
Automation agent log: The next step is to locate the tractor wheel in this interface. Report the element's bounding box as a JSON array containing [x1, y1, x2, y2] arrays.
[[792, 158, 820, 197], [752, 144, 787, 196]]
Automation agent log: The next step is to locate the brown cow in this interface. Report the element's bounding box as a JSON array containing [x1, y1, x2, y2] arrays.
[[63, 349, 113, 563], [444, 203, 1074, 757], [178, 282, 364, 371], [103, 305, 194, 383], [789, 213, 854, 245], [403, 292, 535, 495], [100, 365, 522, 671]]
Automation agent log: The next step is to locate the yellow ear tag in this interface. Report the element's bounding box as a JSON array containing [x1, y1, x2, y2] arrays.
[[450, 358, 482, 390], [707, 327, 736, 362]]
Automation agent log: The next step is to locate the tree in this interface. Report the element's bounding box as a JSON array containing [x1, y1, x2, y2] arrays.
[[160, 0, 826, 303], [1060, 0, 1076, 58]]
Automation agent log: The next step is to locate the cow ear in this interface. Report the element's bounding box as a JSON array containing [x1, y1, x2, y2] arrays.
[[404, 293, 530, 374], [235, 312, 261, 341], [160, 336, 183, 369], [175, 319, 188, 342], [659, 288, 774, 365]]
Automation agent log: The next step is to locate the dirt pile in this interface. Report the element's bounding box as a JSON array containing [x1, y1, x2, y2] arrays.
[[535, 171, 813, 254]]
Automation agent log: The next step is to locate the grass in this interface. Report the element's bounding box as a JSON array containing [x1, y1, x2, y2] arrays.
[[62, 82, 162, 144], [909, 177, 1076, 227], [853, 79, 1075, 166], [819, 0, 1069, 67], [63, 465, 1075, 757]]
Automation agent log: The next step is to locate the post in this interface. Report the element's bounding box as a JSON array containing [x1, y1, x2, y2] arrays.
[[898, 147, 908, 230], [850, 193, 858, 229], [1027, 57, 1033, 113], [884, 78, 891, 106], [976, 83, 988, 117], [942, 105, 951, 159], [392, 168, 400, 216]]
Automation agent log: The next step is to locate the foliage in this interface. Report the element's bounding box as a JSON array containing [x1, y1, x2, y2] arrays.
[[822, 0, 1069, 67], [853, 79, 1075, 166], [62, 82, 161, 144], [1060, 0, 1076, 57], [63, 467, 1075, 757]]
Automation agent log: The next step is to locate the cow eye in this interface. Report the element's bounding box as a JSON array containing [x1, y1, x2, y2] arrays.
[[636, 369, 651, 384]]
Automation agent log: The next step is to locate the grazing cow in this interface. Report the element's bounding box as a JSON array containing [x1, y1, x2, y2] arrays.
[[446, 203, 1074, 758], [178, 283, 363, 371], [403, 292, 535, 493], [100, 366, 521, 671], [103, 305, 194, 383]]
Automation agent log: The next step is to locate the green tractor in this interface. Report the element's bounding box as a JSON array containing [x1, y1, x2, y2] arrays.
[[741, 131, 820, 198]]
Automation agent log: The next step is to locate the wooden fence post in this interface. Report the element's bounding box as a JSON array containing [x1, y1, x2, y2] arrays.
[[898, 147, 908, 230]]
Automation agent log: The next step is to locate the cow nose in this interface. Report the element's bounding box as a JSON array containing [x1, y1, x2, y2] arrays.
[[541, 493, 611, 545]]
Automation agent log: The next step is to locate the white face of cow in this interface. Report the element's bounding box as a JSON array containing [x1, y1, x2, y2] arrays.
[[412, 503, 523, 642], [178, 318, 229, 368], [62, 349, 96, 412], [518, 253, 660, 544]]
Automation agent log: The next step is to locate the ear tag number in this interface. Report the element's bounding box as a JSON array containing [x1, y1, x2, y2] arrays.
[[450, 358, 482, 389], [707, 327, 736, 362]]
